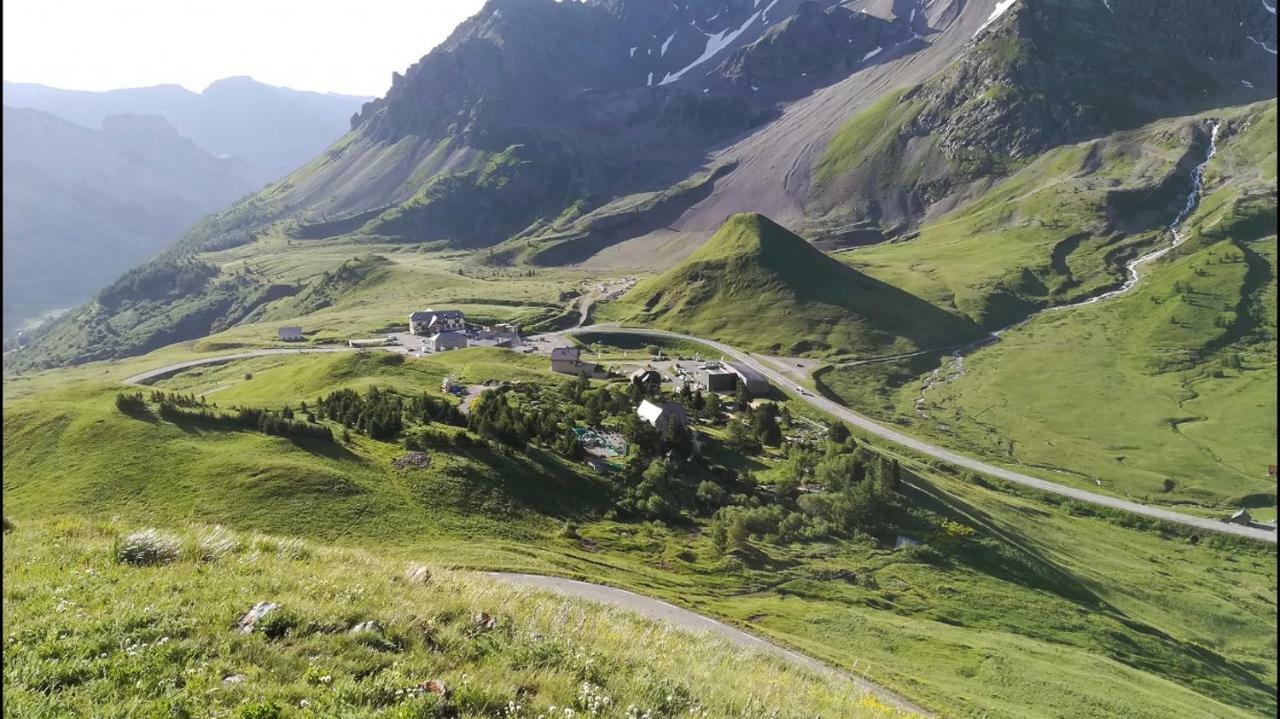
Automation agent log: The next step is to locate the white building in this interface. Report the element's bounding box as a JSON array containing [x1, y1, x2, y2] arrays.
[[426, 331, 468, 352]]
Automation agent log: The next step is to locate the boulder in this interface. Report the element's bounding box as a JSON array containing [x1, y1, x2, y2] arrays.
[[235, 601, 279, 633]]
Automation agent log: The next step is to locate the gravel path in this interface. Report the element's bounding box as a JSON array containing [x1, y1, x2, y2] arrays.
[[487, 572, 933, 716]]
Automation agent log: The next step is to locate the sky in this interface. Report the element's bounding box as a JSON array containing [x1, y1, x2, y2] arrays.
[[2, 0, 487, 98]]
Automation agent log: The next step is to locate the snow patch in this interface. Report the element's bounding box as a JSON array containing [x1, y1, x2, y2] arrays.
[[1242, 79, 1255, 87], [974, 0, 1018, 37], [862, 46, 883, 61], [661, 32, 676, 57], [1263, 0, 1276, 14], [1101, 0, 1113, 13], [762, 0, 780, 23], [659, 2, 773, 85], [1247, 35, 1278, 55], [630, 47, 637, 58], [647, 72, 654, 86]]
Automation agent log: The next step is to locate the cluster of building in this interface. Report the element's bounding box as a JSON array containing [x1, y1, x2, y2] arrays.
[[409, 309, 520, 353]]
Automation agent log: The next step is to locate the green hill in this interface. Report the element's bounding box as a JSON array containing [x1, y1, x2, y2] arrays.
[[614, 213, 982, 357]]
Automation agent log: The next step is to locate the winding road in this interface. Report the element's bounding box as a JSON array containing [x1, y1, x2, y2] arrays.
[[558, 325, 1278, 544], [487, 572, 933, 716], [122, 328, 1276, 543]]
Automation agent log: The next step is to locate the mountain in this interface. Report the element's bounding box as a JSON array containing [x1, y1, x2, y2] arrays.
[[1, 107, 267, 336], [614, 212, 982, 356], [2, 77, 372, 177], [6, 0, 1276, 369]]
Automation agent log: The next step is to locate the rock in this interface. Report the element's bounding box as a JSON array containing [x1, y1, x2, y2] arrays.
[[417, 679, 449, 697], [349, 620, 384, 636], [222, 674, 246, 684], [393, 452, 431, 470], [472, 611, 498, 631], [235, 601, 279, 633], [404, 564, 432, 584]]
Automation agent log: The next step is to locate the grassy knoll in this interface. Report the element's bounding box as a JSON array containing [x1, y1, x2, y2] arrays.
[[819, 102, 1278, 510], [610, 213, 981, 358], [2, 517, 902, 719], [4, 349, 1276, 718]]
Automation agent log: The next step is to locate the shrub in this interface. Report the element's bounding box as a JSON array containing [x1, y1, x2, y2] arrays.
[[257, 608, 299, 640], [237, 701, 282, 719], [116, 529, 181, 566], [197, 525, 240, 562], [2, 516, 13, 533], [114, 392, 149, 415]]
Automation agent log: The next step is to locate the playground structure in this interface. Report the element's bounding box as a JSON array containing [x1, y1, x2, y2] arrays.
[[573, 427, 627, 457]]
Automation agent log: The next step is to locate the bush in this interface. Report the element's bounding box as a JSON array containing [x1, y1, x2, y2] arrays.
[[114, 392, 149, 415], [197, 525, 240, 562], [3, 516, 13, 533], [116, 529, 181, 566], [237, 701, 282, 719], [257, 608, 299, 640]]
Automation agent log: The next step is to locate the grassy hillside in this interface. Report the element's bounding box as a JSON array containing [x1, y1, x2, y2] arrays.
[[4, 347, 1276, 718], [821, 102, 1278, 510], [3, 517, 902, 718], [610, 213, 981, 358]]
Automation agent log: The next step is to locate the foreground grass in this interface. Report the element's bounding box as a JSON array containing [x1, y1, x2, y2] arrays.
[[2, 517, 904, 719]]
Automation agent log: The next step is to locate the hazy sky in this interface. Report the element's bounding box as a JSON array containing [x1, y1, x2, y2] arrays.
[[2, 0, 487, 97]]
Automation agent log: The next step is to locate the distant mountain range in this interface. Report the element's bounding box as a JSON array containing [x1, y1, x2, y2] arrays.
[[3, 77, 372, 177], [1, 107, 266, 334], [1, 78, 370, 336]]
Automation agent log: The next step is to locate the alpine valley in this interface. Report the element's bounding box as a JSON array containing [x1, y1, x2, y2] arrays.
[[3, 1, 1277, 718]]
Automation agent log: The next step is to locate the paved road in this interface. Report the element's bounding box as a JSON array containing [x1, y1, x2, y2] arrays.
[[561, 325, 1278, 544], [488, 572, 933, 716], [120, 347, 374, 386], [120, 331, 1277, 543]]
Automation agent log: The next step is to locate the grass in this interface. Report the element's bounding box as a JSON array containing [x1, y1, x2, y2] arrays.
[[4, 348, 1276, 718], [3, 517, 904, 719], [818, 102, 1278, 509]]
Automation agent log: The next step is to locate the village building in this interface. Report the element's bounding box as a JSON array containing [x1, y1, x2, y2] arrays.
[[726, 361, 769, 395], [550, 347, 606, 377], [409, 309, 466, 336], [699, 366, 738, 393], [636, 399, 689, 434], [1227, 509, 1253, 526], [551, 347, 583, 372], [277, 326, 304, 342], [426, 331, 468, 352], [348, 337, 389, 348], [629, 368, 663, 390]]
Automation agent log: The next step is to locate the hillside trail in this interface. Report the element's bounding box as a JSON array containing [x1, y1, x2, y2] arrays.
[[487, 572, 935, 717]]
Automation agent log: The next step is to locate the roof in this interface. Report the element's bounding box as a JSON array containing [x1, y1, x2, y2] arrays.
[[551, 347, 581, 361], [277, 326, 302, 335], [725, 361, 768, 389], [410, 309, 464, 321], [630, 368, 662, 381], [636, 399, 689, 426], [428, 331, 467, 341]]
